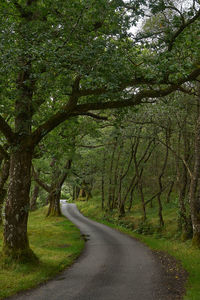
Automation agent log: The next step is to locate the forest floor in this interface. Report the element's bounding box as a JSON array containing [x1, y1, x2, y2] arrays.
[[0, 207, 84, 300], [77, 196, 200, 300]]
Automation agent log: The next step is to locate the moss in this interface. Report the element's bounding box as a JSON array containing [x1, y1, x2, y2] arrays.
[[2, 246, 39, 265], [192, 234, 200, 248], [181, 232, 189, 242]]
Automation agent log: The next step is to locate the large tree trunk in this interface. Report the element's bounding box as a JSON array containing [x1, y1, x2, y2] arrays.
[[45, 159, 72, 217], [46, 188, 61, 217], [2, 44, 36, 261], [3, 149, 37, 262]]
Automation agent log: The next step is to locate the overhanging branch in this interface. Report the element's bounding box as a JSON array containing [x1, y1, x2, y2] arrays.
[[30, 67, 200, 147], [168, 9, 200, 51]]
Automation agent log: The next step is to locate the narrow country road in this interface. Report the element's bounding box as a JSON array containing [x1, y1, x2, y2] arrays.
[[9, 203, 176, 300]]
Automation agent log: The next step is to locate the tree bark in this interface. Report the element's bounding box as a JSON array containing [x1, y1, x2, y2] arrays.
[[157, 128, 170, 228], [101, 151, 106, 210], [133, 139, 146, 221], [108, 142, 117, 210], [128, 185, 135, 212], [166, 180, 174, 203], [118, 140, 135, 216], [30, 184, 39, 211], [175, 125, 190, 236], [0, 158, 10, 224], [112, 143, 123, 209], [3, 149, 37, 262], [34, 160, 72, 217], [46, 189, 61, 217]]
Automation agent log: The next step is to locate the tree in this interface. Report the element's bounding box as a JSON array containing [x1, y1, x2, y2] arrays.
[[0, 0, 200, 261]]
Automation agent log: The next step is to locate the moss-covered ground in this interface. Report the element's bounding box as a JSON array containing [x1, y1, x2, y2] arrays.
[[0, 206, 84, 299]]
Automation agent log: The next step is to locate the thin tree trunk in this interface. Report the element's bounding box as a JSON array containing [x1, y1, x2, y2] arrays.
[[166, 180, 174, 203], [189, 92, 200, 247], [108, 142, 117, 210], [119, 140, 135, 216], [101, 151, 106, 210], [124, 175, 137, 211], [157, 129, 170, 227], [128, 185, 135, 211], [112, 144, 123, 209], [133, 139, 146, 221], [30, 184, 39, 211]]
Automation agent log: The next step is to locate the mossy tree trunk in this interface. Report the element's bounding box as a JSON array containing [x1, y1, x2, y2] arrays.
[[46, 189, 61, 217], [0, 158, 10, 224], [34, 160, 72, 217], [2, 35, 37, 260], [3, 149, 37, 261]]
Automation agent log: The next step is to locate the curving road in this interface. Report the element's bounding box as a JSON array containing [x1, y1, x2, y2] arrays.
[[9, 203, 172, 300]]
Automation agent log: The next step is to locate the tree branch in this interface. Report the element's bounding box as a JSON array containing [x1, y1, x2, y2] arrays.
[[30, 67, 200, 147], [0, 115, 15, 144], [32, 166, 51, 192], [58, 160, 72, 188], [74, 112, 108, 120], [144, 182, 171, 206], [157, 138, 193, 178], [31, 75, 81, 146], [168, 9, 200, 51], [0, 145, 9, 160]]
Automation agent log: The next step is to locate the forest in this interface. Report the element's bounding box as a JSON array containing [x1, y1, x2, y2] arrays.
[[0, 0, 200, 298]]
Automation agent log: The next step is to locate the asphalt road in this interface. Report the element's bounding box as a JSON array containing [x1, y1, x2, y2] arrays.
[[9, 203, 172, 300]]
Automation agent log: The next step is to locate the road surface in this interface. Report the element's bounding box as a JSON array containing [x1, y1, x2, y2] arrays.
[[9, 203, 174, 300]]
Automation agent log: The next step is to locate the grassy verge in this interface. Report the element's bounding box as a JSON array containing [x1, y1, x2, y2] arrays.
[[77, 199, 200, 300], [0, 206, 84, 299]]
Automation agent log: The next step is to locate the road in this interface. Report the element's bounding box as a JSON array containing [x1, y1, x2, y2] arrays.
[[9, 203, 173, 300]]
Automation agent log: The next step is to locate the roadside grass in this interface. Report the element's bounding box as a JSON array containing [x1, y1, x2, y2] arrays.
[[77, 197, 200, 300], [0, 206, 84, 299]]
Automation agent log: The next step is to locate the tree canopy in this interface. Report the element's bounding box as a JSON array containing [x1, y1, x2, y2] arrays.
[[0, 0, 200, 262]]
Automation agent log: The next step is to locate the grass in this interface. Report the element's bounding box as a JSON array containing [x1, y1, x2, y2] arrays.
[[77, 197, 200, 300], [0, 206, 84, 299]]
